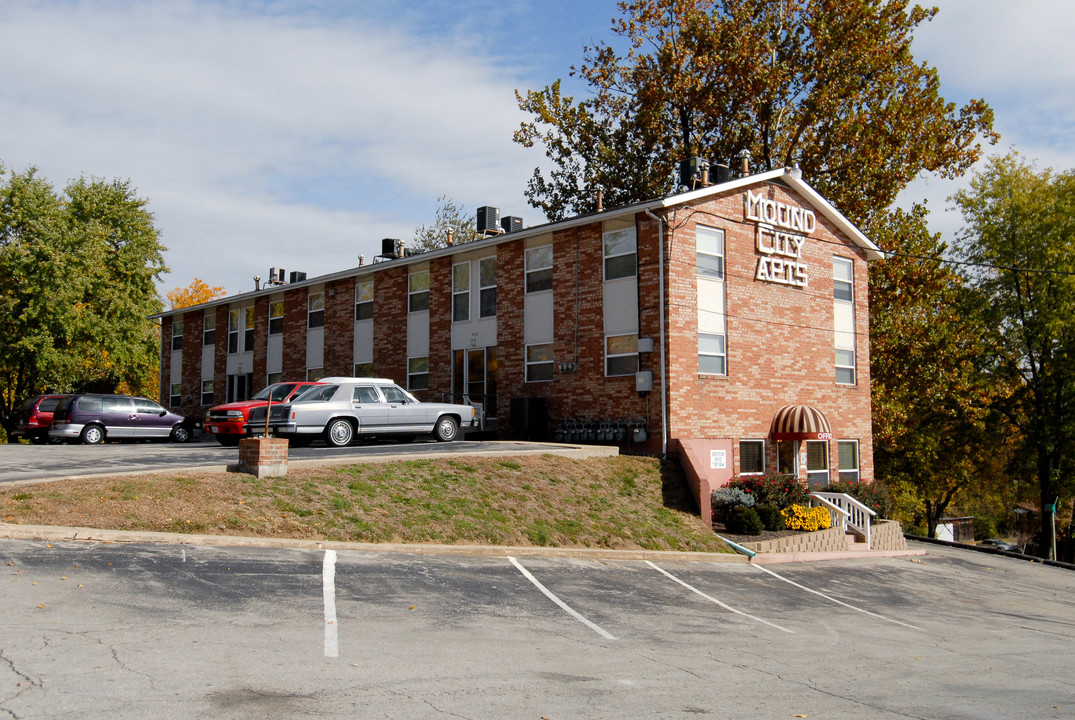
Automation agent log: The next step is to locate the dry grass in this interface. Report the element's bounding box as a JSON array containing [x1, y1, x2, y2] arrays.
[[0, 454, 732, 553]]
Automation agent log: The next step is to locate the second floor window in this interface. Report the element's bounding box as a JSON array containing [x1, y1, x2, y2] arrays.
[[525, 245, 553, 293], [203, 314, 215, 346], [603, 228, 637, 280], [479, 256, 497, 318], [453, 263, 470, 322], [409, 270, 430, 312], [228, 309, 239, 354], [308, 292, 325, 328], [697, 226, 725, 279], [355, 280, 374, 321], [171, 320, 183, 351], [269, 301, 284, 335]]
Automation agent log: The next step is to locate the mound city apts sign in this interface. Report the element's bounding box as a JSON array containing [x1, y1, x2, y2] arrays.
[[745, 189, 815, 288]]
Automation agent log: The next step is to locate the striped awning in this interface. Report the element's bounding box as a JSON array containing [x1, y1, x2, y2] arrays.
[[770, 405, 832, 441]]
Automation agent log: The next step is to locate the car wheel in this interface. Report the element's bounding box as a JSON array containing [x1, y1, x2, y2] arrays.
[[433, 416, 459, 442], [80, 424, 105, 445], [216, 435, 241, 447], [171, 425, 191, 443], [324, 419, 355, 447]]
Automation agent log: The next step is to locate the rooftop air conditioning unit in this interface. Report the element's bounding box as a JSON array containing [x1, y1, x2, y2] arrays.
[[289, 271, 307, 283], [477, 206, 501, 234], [269, 267, 285, 284], [501, 216, 523, 234], [712, 163, 732, 184], [678, 157, 710, 189]]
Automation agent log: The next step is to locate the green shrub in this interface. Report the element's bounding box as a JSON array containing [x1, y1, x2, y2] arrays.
[[754, 504, 786, 531], [726, 506, 764, 535]]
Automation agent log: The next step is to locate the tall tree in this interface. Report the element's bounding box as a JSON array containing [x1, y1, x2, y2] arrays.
[[953, 153, 1075, 555], [515, 0, 996, 223], [0, 166, 167, 439], [412, 196, 482, 252], [168, 277, 226, 310], [867, 206, 1006, 537]]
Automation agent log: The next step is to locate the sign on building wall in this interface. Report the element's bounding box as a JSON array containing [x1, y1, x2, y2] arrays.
[[745, 189, 816, 288], [710, 449, 727, 470]]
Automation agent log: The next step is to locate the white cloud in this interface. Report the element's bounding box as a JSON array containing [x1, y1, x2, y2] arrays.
[[897, 0, 1075, 243], [0, 0, 539, 295]]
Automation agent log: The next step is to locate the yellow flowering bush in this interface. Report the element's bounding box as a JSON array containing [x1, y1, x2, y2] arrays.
[[781, 504, 832, 532]]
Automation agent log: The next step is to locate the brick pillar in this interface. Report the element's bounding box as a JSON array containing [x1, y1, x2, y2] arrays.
[[428, 256, 452, 399], [282, 287, 308, 379], [374, 266, 408, 384], [323, 278, 355, 377]]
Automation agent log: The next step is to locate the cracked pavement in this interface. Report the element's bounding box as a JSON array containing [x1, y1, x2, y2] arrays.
[[2, 539, 1073, 719]]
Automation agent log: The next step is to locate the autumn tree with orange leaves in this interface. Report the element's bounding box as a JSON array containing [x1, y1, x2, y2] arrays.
[[167, 278, 226, 310]]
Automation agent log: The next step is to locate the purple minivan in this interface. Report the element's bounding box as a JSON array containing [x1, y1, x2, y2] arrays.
[[49, 394, 196, 444]]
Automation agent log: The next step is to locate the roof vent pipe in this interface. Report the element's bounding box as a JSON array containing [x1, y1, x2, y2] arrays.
[[597, 188, 603, 213], [737, 149, 752, 177], [446, 230, 454, 246]]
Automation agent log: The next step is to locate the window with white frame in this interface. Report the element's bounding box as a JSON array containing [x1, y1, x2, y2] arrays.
[[228, 309, 240, 354], [171, 320, 183, 351], [355, 280, 373, 321], [308, 292, 325, 328], [836, 349, 856, 385], [269, 301, 284, 335], [169, 383, 181, 407], [739, 440, 766, 475], [243, 306, 255, 350], [833, 257, 856, 384], [201, 380, 213, 406], [408, 356, 429, 390], [525, 245, 553, 293], [806, 440, 829, 489], [606, 334, 639, 376], [479, 256, 497, 318], [452, 262, 470, 322], [697, 226, 725, 279], [699, 333, 726, 375], [525, 343, 554, 382], [409, 270, 430, 312], [603, 228, 637, 280], [203, 313, 215, 345], [833, 257, 854, 302], [838, 440, 859, 482]]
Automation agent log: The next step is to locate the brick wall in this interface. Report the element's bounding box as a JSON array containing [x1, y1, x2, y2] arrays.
[[323, 278, 355, 377], [282, 287, 308, 379], [373, 266, 408, 384], [158, 315, 172, 406], [179, 309, 203, 417], [428, 256, 452, 399]]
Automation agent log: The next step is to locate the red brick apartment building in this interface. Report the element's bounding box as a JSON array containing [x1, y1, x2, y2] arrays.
[[156, 166, 881, 489]]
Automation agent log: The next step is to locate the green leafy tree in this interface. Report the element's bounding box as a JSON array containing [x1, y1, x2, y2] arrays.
[[953, 153, 1075, 555], [867, 205, 1007, 537], [0, 166, 167, 439], [412, 196, 482, 252], [515, 0, 996, 223]]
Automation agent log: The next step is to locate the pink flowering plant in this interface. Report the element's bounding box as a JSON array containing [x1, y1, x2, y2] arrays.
[[727, 472, 809, 510]]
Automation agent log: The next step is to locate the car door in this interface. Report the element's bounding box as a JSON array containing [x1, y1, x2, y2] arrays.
[[380, 384, 433, 433], [350, 385, 389, 434], [102, 396, 138, 439], [133, 398, 173, 438]]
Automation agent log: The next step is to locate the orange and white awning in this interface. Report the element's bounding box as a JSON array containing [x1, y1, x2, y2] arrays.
[[770, 405, 832, 441]]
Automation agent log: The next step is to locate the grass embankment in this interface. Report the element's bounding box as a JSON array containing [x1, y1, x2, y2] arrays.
[[0, 454, 731, 553]]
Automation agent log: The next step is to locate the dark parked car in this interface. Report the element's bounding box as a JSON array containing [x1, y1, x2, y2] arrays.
[[978, 539, 1021, 553], [49, 394, 197, 444], [204, 381, 324, 446], [11, 394, 70, 444]]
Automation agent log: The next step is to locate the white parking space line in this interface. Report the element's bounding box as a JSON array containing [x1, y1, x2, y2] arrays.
[[751, 563, 922, 631], [323, 550, 339, 657], [646, 561, 795, 634], [508, 557, 617, 641]]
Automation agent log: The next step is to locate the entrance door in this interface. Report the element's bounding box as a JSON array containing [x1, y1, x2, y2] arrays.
[[453, 347, 497, 426], [227, 373, 254, 403], [777, 440, 798, 477]]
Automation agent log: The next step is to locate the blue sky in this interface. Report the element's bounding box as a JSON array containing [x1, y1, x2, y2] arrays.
[[1, 0, 1072, 298]]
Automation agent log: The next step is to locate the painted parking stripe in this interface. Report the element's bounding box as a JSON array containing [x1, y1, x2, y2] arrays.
[[646, 561, 795, 634], [323, 550, 339, 657], [508, 557, 617, 640], [752, 563, 922, 631]]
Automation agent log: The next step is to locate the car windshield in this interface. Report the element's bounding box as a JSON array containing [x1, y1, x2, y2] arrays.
[[294, 384, 339, 403], [252, 383, 296, 402]]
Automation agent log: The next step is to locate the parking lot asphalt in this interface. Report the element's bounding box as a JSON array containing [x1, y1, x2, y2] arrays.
[[1, 538, 1072, 719]]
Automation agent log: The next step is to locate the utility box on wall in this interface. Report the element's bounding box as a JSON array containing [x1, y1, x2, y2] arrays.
[[635, 371, 653, 392]]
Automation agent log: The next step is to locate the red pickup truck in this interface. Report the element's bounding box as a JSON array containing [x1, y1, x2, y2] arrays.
[[203, 382, 323, 446]]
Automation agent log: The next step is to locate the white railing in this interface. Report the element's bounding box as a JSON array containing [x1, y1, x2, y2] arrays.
[[811, 492, 876, 547]]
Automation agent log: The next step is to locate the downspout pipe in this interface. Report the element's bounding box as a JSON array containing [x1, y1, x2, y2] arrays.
[[643, 208, 669, 457]]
